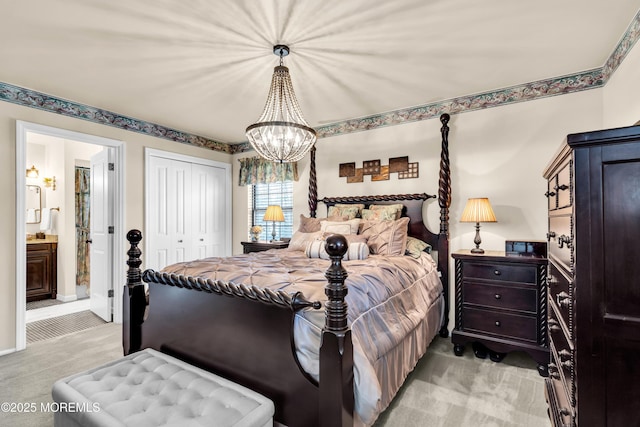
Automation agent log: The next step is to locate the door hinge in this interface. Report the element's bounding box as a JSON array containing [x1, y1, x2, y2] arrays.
[[108, 163, 115, 171], [108, 289, 114, 298], [108, 226, 114, 234]]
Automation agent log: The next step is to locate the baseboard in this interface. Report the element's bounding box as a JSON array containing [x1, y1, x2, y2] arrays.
[[0, 347, 17, 356], [57, 294, 78, 303]]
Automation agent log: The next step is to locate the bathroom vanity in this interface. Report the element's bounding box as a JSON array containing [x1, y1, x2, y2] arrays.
[[26, 236, 58, 302]]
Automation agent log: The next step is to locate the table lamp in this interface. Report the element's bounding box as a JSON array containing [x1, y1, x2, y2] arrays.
[[460, 197, 497, 254], [263, 205, 285, 242]]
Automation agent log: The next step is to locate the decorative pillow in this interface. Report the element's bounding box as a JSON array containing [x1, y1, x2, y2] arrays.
[[360, 217, 410, 256], [320, 218, 361, 235], [344, 234, 368, 245], [327, 204, 365, 219], [305, 240, 369, 261], [369, 203, 404, 220], [361, 208, 397, 221], [298, 214, 348, 233], [288, 230, 325, 251], [405, 236, 432, 258]]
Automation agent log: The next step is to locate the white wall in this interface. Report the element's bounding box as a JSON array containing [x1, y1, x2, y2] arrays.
[[604, 39, 640, 128]]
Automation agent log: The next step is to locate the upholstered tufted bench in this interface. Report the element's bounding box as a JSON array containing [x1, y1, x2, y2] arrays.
[[51, 348, 274, 427]]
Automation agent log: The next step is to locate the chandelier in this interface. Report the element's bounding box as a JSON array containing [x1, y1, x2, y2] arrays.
[[246, 45, 317, 163]]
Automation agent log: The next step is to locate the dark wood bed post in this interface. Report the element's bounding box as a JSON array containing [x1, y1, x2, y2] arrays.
[[309, 145, 318, 218], [320, 234, 353, 427], [123, 229, 146, 355], [438, 113, 451, 338]]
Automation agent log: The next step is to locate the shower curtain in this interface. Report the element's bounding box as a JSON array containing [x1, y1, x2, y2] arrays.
[[75, 167, 90, 290]]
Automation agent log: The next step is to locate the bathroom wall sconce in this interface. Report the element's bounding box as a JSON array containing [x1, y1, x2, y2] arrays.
[[26, 165, 39, 178], [43, 176, 56, 191]]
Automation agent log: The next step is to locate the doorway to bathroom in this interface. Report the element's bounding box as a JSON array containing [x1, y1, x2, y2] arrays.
[[16, 121, 125, 351]]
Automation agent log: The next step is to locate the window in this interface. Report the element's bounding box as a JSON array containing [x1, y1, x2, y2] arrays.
[[249, 181, 293, 241]]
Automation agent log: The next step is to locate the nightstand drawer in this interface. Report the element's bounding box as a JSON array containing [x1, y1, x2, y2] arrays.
[[464, 282, 537, 313], [463, 262, 537, 284], [462, 307, 538, 342]]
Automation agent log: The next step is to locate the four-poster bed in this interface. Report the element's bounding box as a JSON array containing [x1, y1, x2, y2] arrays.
[[123, 113, 452, 427]]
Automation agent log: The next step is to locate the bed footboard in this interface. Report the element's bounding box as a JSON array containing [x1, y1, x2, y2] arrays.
[[123, 230, 354, 427]]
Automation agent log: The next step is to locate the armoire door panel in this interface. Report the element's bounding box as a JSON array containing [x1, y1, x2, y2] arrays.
[[602, 159, 640, 318]]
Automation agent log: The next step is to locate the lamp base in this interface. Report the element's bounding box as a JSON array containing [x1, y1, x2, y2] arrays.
[[471, 222, 484, 254]]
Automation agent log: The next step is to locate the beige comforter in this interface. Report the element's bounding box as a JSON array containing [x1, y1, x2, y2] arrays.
[[162, 248, 444, 425]]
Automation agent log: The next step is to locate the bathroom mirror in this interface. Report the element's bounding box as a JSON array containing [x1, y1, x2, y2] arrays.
[[26, 185, 41, 223]]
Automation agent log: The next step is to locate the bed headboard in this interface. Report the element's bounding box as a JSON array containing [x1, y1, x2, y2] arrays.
[[320, 193, 437, 246]]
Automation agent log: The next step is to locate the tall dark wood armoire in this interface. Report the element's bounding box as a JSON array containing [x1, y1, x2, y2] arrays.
[[543, 124, 640, 427]]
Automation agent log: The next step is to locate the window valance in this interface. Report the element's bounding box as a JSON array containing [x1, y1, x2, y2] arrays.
[[238, 157, 299, 186]]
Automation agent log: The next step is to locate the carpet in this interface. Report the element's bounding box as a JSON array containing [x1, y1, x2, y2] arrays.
[[373, 337, 549, 426]]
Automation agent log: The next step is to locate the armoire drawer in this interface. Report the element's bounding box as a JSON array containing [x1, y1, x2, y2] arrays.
[[555, 160, 572, 209], [462, 307, 538, 342], [464, 281, 537, 313], [548, 263, 573, 338], [548, 215, 573, 272]]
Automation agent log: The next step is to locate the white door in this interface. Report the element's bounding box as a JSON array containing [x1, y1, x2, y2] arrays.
[[147, 156, 192, 270], [191, 163, 226, 259], [89, 148, 114, 321]]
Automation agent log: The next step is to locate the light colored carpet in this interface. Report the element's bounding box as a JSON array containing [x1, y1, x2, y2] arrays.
[[373, 337, 549, 426], [0, 322, 122, 427], [0, 325, 547, 427]]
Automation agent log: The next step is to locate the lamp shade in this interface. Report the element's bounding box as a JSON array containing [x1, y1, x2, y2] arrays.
[[460, 198, 497, 223], [263, 205, 285, 222]]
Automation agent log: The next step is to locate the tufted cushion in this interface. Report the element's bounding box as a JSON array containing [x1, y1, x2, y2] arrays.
[[52, 348, 274, 427]]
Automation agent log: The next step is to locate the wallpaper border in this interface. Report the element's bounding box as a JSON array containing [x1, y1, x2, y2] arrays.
[[1, 9, 638, 153]]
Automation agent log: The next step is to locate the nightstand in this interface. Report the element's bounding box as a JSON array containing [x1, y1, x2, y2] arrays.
[[241, 240, 289, 254], [451, 250, 549, 376]]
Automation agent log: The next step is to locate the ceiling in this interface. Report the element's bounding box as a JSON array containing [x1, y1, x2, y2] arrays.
[[1, 0, 639, 145]]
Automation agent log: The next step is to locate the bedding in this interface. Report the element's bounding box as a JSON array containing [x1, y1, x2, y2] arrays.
[[161, 248, 444, 425]]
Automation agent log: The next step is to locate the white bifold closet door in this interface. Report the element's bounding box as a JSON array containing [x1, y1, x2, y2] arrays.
[[146, 150, 230, 271]]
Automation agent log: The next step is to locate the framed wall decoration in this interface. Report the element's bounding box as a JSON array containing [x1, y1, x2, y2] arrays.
[[338, 155, 419, 183]]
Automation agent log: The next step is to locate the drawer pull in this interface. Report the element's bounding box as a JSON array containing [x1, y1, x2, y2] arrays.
[[495, 321, 501, 327], [547, 231, 556, 241], [557, 291, 570, 308], [493, 270, 501, 276], [558, 349, 571, 361], [178, 239, 183, 243], [548, 274, 557, 286], [558, 234, 572, 249], [555, 184, 569, 192], [548, 363, 560, 380], [545, 190, 556, 198], [494, 294, 501, 300], [548, 319, 561, 332]]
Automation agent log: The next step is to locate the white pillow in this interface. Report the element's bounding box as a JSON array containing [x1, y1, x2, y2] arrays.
[[320, 218, 361, 235], [305, 240, 369, 261]]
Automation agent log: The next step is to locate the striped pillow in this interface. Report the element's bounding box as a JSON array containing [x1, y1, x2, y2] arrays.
[[305, 240, 369, 261]]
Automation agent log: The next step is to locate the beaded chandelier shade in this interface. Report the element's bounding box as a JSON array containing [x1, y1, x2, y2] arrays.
[[246, 45, 317, 163]]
